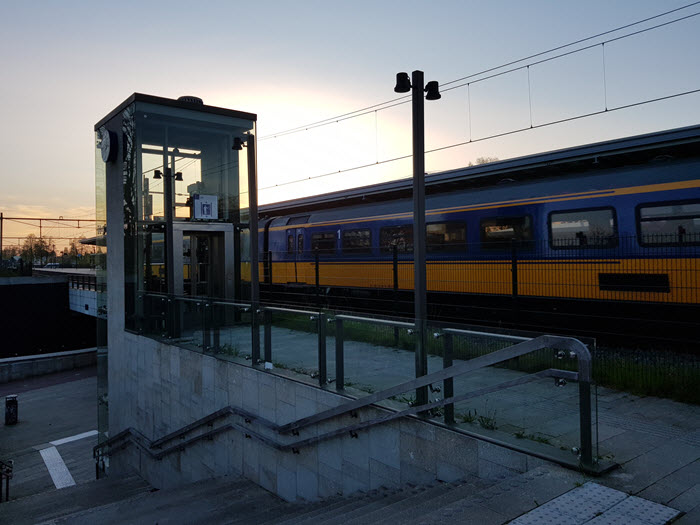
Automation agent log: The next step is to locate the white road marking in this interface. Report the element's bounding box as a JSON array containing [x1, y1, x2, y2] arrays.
[[40, 446, 76, 489], [50, 429, 98, 446]]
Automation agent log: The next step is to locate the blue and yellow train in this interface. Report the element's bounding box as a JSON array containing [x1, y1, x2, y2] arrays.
[[257, 125, 700, 345]]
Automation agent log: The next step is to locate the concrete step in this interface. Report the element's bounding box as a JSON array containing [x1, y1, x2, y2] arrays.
[[310, 485, 423, 525], [45, 475, 282, 525], [0, 474, 152, 525], [273, 488, 397, 525], [379, 476, 495, 525], [349, 475, 494, 525], [399, 465, 583, 525]]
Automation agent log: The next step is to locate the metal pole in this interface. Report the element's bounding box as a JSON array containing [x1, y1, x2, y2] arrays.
[[443, 333, 455, 425], [315, 250, 320, 306], [579, 381, 594, 468], [247, 134, 261, 360], [412, 70, 428, 407], [263, 309, 271, 364], [393, 244, 399, 346], [163, 132, 177, 337], [335, 318, 344, 390], [318, 312, 327, 386]]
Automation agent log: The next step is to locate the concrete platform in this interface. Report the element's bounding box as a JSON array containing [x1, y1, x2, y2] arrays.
[[1, 352, 698, 523], [186, 324, 700, 516], [0, 367, 98, 500]]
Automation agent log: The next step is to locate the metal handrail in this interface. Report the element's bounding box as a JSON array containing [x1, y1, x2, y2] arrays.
[[0, 459, 13, 502], [289, 332, 593, 466], [95, 333, 602, 476], [443, 327, 531, 343], [334, 314, 414, 330]]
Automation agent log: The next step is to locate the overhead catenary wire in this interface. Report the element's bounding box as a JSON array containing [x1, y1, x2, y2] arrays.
[[256, 87, 700, 192], [259, 1, 700, 141]]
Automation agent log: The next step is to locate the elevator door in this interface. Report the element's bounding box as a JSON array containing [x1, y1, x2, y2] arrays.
[[185, 233, 225, 297]]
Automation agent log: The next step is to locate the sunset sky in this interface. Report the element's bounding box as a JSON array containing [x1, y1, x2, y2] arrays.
[[1, 0, 699, 247]]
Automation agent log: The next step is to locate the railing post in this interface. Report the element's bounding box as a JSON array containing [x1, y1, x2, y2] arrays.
[[212, 303, 220, 352], [318, 312, 327, 386], [250, 304, 260, 357], [511, 239, 519, 324], [267, 251, 273, 285], [315, 250, 320, 306], [393, 244, 399, 346], [511, 238, 518, 299], [579, 380, 594, 468], [263, 309, 272, 364], [335, 318, 344, 390], [443, 333, 455, 425], [202, 302, 211, 352]]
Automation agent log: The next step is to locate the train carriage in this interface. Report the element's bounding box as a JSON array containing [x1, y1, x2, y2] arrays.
[[257, 125, 700, 345]]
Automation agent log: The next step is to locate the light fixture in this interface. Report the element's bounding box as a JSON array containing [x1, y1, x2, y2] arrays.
[[425, 81, 441, 100], [174, 172, 183, 181], [153, 170, 162, 179], [232, 137, 245, 150], [394, 72, 411, 93]]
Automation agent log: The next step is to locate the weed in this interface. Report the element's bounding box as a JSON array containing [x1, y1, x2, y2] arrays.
[[218, 343, 240, 357], [390, 394, 417, 406], [478, 411, 498, 430], [514, 431, 551, 444], [458, 410, 477, 424]]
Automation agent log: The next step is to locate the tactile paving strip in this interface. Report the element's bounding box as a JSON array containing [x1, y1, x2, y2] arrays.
[[510, 482, 680, 525], [39, 446, 76, 489]]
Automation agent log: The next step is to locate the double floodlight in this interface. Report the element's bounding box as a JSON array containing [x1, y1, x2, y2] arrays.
[[232, 136, 250, 151], [152, 169, 182, 181], [394, 72, 441, 100]]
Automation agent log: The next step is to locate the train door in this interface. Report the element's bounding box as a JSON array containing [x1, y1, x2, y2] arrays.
[[296, 227, 307, 284], [286, 228, 297, 283], [284, 227, 307, 284], [262, 218, 275, 284]]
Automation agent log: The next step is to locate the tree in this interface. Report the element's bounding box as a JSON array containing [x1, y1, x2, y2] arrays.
[[20, 234, 55, 265], [468, 156, 499, 166]]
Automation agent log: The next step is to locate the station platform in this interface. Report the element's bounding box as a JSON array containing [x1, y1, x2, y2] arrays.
[[0, 353, 698, 523]]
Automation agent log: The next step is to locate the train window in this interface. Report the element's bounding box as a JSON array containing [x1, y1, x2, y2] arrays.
[[480, 216, 533, 249], [297, 233, 304, 254], [311, 231, 336, 254], [287, 234, 294, 254], [342, 229, 371, 253], [427, 222, 466, 252], [549, 208, 617, 248], [638, 200, 700, 246], [380, 225, 413, 253]]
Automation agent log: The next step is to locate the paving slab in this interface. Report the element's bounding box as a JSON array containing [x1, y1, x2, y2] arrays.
[[510, 483, 681, 525], [0, 370, 99, 502]]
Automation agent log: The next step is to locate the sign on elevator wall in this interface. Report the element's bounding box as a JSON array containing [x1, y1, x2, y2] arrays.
[[193, 194, 218, 220]]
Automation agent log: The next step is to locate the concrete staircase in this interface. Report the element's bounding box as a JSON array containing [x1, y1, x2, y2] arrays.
[[0, 465, 600, 525]]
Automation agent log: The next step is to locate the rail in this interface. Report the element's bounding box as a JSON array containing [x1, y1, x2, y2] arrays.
[[95, 326, 607, 478], [0, 459, 12, 503]]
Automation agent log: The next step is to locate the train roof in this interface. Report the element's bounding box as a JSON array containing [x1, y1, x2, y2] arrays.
[[260, 124, 700, 218]]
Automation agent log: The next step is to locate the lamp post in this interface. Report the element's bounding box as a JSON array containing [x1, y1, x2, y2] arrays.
[[394, 70, 441, 406]]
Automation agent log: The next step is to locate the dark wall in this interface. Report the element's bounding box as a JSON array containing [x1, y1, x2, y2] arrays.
[[0, 281, 96, 358]]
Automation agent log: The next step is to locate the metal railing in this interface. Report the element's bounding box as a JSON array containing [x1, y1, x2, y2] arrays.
[[96, 307, 606, 476], [0, 459, 12, 503]]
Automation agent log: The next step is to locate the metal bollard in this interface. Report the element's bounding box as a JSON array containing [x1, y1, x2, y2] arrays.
[[5, 395, 18, 425]]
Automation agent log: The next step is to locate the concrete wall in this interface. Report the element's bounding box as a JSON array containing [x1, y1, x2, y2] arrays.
[[68, 288, 98, 317], [0, 348, 96, 384], [108, 332, 545, 501]]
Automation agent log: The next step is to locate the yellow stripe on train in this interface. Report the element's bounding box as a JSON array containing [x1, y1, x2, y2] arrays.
[[256, 259, 699, 304]]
